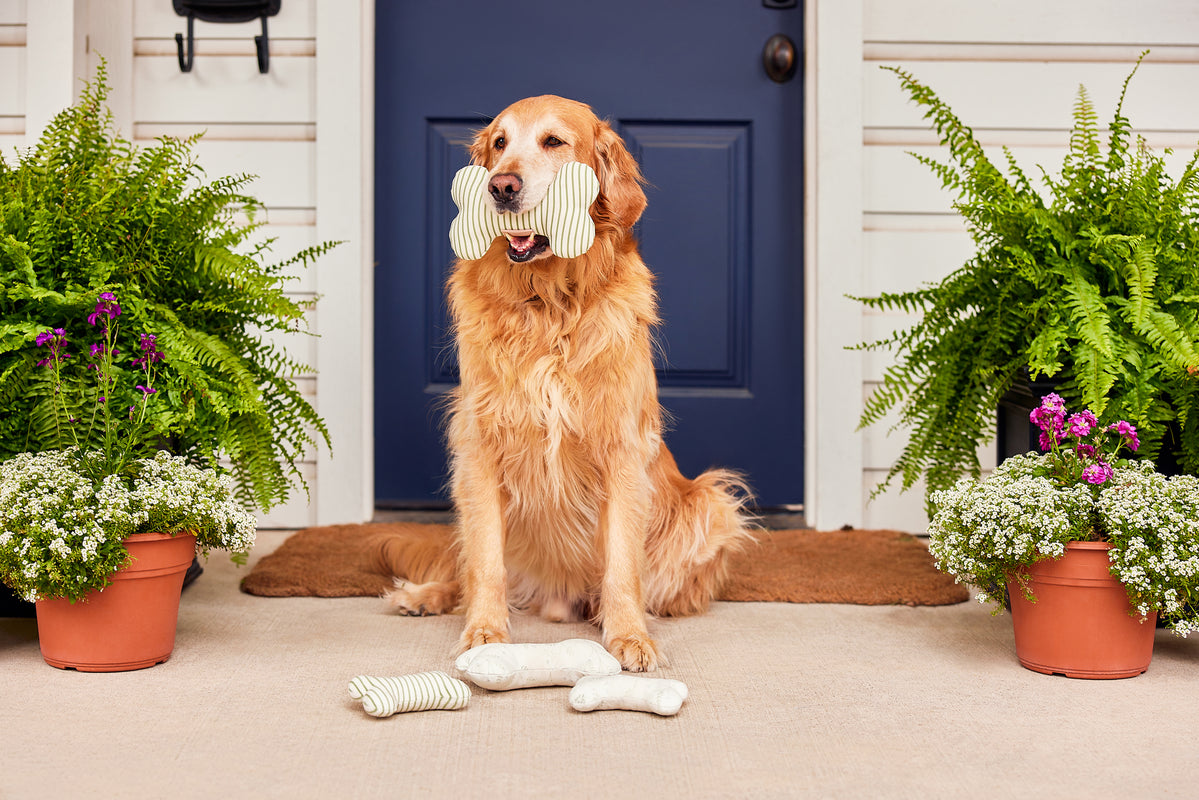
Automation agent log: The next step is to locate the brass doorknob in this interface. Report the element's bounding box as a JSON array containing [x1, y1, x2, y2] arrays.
[[763, 34, 798, 84]]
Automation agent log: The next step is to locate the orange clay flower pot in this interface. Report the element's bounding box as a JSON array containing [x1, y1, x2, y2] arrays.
[[1007, 541, 1156, 679], [34, 532, 197, 672]]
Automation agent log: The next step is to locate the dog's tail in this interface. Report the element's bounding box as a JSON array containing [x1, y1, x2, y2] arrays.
[[643, 448, 757, 617], [368, 524, 458, 583]]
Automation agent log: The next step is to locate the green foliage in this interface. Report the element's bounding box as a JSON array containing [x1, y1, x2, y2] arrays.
[[0, 63, 335, 511], [854, 53, 1199, 512]]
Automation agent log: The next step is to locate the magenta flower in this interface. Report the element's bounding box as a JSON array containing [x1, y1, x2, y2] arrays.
[[1082, 462, 1113, 485], [1110, 421, 1140, 452], [135, 385, 157, 396], [34, 328, 70, 367], [1031, 398, 1065, 451], [1041, 393, 1066, 413], [1067, 410, 1097, 437], [132, 333, 164, 368], [1075, 444, 1096, 458], [87, 292, 122, 327]]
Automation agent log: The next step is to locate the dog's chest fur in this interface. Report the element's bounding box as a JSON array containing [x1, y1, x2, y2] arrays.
[[461, 291, 641, 452], [447, 258, 662, 508]]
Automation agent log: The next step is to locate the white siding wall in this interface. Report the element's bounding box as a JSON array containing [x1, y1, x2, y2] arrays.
[[0, 1, 24, 149], [7, 0, 372, 528], [853, 0, 1199, 532]]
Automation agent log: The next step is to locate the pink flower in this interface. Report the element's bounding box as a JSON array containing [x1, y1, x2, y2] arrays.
[[1067, 410, 1097, 437], [1109, 421, 1140, 452], [1083, 462, 1113, 485], [1030, 394, 1067, 448]]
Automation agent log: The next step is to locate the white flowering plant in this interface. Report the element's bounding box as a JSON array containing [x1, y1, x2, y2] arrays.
[[0, 291, 256, 603], [0, 448, 256, 603], [928, 394, 1199, 635]]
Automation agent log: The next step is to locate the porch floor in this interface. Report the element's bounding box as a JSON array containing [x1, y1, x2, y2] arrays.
[[1, 523, 1196, 799]]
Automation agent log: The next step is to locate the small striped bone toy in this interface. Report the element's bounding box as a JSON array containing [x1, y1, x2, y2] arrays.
[[347, 670, 470, 718], [448, 161, 600, 261]]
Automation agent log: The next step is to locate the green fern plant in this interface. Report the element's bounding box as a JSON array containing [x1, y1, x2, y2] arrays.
[[855, 53, 1199, 512], [0, 63, 335, 511]]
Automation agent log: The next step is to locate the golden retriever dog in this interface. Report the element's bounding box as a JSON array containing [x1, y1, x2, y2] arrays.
[[376, 95, 754, 671]]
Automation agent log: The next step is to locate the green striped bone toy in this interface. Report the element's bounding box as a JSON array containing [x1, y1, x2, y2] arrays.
[[448, 161, 600, 261]]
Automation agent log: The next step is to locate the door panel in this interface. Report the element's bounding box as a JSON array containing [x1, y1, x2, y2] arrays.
[[375, 1, 805, 506], [627, 122, 751, 388]]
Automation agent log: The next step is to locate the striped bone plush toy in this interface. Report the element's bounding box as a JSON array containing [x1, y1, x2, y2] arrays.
[[448, 161, 600, 261]]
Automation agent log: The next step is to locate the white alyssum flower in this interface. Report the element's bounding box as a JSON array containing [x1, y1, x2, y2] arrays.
[[0, 448, 256, 602], [929, 452, 1199, 635]]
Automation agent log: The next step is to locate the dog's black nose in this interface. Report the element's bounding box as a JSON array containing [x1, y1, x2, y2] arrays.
[[488, 173, 522, 203]]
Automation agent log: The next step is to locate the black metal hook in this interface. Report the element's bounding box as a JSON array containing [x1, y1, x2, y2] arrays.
[[172, 1, 280, 74], [254, 15, 269, 74], [175, 14, 195, 73]]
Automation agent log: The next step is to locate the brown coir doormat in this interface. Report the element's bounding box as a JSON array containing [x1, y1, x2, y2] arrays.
[[240, 523, 968, 606]]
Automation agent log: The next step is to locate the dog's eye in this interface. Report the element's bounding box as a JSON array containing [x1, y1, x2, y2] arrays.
[[543, 135, 566, 148], [494, 137, 506, 151]]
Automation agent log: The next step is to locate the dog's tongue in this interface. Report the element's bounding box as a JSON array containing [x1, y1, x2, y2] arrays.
[[503, 229, 537, 256]]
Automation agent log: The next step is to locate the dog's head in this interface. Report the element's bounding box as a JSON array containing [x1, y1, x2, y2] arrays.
[[470, 95, 647, 263]]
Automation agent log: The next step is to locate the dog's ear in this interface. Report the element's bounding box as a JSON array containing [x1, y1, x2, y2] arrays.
[[594, 123, 647, 230], [469, 122, 495, 169]]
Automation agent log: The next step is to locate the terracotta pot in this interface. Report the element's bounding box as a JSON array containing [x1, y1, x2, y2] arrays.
[[1007, 541, 1157, 679], [34, 532, 197, 672]]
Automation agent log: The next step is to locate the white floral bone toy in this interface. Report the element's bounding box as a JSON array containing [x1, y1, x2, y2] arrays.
[[347, 670, 470, 718], [455, 638, 621, 691], [569, 674, 690, 716], [448, 161, 600, 261]]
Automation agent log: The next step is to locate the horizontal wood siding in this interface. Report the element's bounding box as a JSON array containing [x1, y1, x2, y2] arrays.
[[128, 0, 319, 528], [0, 0, 24, 148]]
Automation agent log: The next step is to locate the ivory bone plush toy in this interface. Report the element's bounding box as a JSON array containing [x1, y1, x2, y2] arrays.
[[454, 640, 689, 716], [455, 639, 620, 691], [448, 161, 601, 261]]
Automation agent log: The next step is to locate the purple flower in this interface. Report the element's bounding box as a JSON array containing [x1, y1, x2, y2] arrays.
[[1075, 444, 1096, 458], [1083, 462, 1113, 485], [1066, 410, 1097, 437], [34, 328, 70, 367], [132, 333, 164, 368], [1030, 394, 1067, 446], [1109, 420, 1140, 452], [87, 292, 122, 327], [135, 385, 157, 396]]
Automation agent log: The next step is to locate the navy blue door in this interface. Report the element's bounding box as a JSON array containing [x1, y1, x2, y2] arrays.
[[374, 2, 804, 507]]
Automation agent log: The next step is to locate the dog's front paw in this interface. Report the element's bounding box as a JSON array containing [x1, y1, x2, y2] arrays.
[[458, 625, 510, 653], [606, 633, 660, 673]]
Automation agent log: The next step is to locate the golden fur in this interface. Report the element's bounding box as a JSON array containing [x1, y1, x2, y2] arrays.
[[376, 95, 754, 671]]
